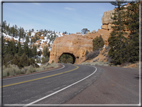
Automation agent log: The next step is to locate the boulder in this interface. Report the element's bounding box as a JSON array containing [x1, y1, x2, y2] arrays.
[[101, 25, 108, 30], [102, 9, 114, 25]]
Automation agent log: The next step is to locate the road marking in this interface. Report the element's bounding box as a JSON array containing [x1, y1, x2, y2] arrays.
[[3, 64, 65, 80], [2, 65, 78, 88], [24, 66, 97, 107]]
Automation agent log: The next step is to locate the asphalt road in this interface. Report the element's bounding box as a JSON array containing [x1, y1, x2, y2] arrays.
[[2, 64, 97, 106], [2, 64, 139, 106], [66, 65, 140, 105]]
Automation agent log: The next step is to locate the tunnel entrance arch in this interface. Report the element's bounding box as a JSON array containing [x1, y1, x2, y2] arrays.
[[58, 53, 76, 64]]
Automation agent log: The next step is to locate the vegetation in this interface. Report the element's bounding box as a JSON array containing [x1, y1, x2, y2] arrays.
[[108, 1, 139, 65], [42, 56, 49, 64], [1, 21, 61, 78], [81, 28, 90, 34], [43, 46, 49, 57], [93, 35, 104, 51], [85, 50, 100, 60], [86, 35, 104, 60], [59, 54, 74, 64]]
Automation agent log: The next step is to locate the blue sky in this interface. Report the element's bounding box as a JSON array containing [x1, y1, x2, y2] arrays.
[[2, 1, 118, 33]]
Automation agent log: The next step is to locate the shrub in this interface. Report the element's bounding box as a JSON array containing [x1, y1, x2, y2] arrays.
[[21, 68, 27, 74], [11, 54, 21, 68], [36, 58, 41, 63], [26, 65, 36, 74], [3, 65, 6, 70], [42, 57, 49, 64], [3, 54, 13, 66], [3, 68, 9, 77], [85, 50, 89, 57], [20, 53, 30, 67], [3, 64, 21, 77], [93, 58, 99, 62], [36, 67, 44, 72], [47, 63, 57, 68], [93, 35, 104, 51], [86, 50, 100, 60]]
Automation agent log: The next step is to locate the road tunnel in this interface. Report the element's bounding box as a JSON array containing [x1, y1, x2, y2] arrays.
[[58, 53, 76, 64]]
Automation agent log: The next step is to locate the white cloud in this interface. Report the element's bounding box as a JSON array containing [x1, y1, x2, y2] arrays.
[[65, 7, 75, 11], [32, 3, 40, 5]]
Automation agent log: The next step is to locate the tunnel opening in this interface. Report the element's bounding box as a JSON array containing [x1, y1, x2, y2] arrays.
[[58, 53, 76, 64]]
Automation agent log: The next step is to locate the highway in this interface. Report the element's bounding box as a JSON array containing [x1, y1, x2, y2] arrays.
[[2, 64, 98, 106], [2, 64, 139, 106]]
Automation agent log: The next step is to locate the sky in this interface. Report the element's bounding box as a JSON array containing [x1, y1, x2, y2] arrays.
[[1, 0, 133, 33]]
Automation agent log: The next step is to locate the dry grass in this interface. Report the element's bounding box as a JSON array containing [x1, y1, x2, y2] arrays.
[[2, 63, 59, 78]]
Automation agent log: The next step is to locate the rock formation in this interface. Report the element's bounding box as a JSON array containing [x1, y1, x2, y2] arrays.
[[49, 28, 112, 64], [49, 34, 93, 64], [49, 4, 132, 64]]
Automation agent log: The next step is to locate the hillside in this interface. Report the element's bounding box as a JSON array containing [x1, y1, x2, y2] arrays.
[[1, 22, 63, 66]]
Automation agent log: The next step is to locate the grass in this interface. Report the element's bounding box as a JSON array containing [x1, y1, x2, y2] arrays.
[[2, 62, 59, 78]]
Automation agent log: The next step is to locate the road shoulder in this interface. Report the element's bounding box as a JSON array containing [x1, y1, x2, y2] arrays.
[[66, 65, 139, 104]]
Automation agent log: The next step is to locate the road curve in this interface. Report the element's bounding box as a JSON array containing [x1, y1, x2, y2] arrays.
[[2, 64, 97, 106], [66, 65, 140, 105]]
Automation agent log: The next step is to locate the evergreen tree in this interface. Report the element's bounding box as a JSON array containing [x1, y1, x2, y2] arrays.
[[7, 41, 17, 56], [24, 42, 29, 57], [14, 25, 18, 37], [2, 20, 6, 33], [93, 35, 104, 51], [2, 36, 7, 58], [18, 41, 23, 56], [43, 46, 49, 57], [125, 2, 139, 62], [32, 45, 37, 57], [28, 48, 34, 58], [81, 28, 90, 34], [20, 53, 30, 67], [108, 0, 128, 65], [26, 36, 29, 43], [11, 26, 15, 37], [11, 54, 21, 68]]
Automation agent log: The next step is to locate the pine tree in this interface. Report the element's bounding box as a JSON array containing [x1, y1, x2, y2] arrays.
[[11, 54, 21, 68], [7, 41, 17, 56], [125, 2, 139, 62], [43, 46, 49, 57], [93, 35, 104, 51], [26, 36, 29, 43], [108, 0, 128, 65], [2, 20, 6, 33], [24, 42, 29, 57], [2, 36, 7, 58], [28, 48, 34, 58], [32, 45, 37, 57], [20, 53, 30, 67], [18, 41, 23, 56]]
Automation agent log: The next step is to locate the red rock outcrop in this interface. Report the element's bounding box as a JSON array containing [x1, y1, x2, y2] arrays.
[[49, 3, 132, 64], [49, 34, 93, 64], [49, 28, 112, 64]]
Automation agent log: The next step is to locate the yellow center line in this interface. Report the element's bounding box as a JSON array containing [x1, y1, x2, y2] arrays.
[[2, 65, 79, 88]]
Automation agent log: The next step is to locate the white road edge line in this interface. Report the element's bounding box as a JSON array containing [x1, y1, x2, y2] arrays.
[[3, 64, 65, 80], [24, 66, 97, 107]]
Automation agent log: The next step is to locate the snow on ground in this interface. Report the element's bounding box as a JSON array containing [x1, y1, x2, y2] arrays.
[[37, 63, 41, 66], [31, 32, 36, 37], [56, 32, 63, 37], [3, 31, 63, 53]]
